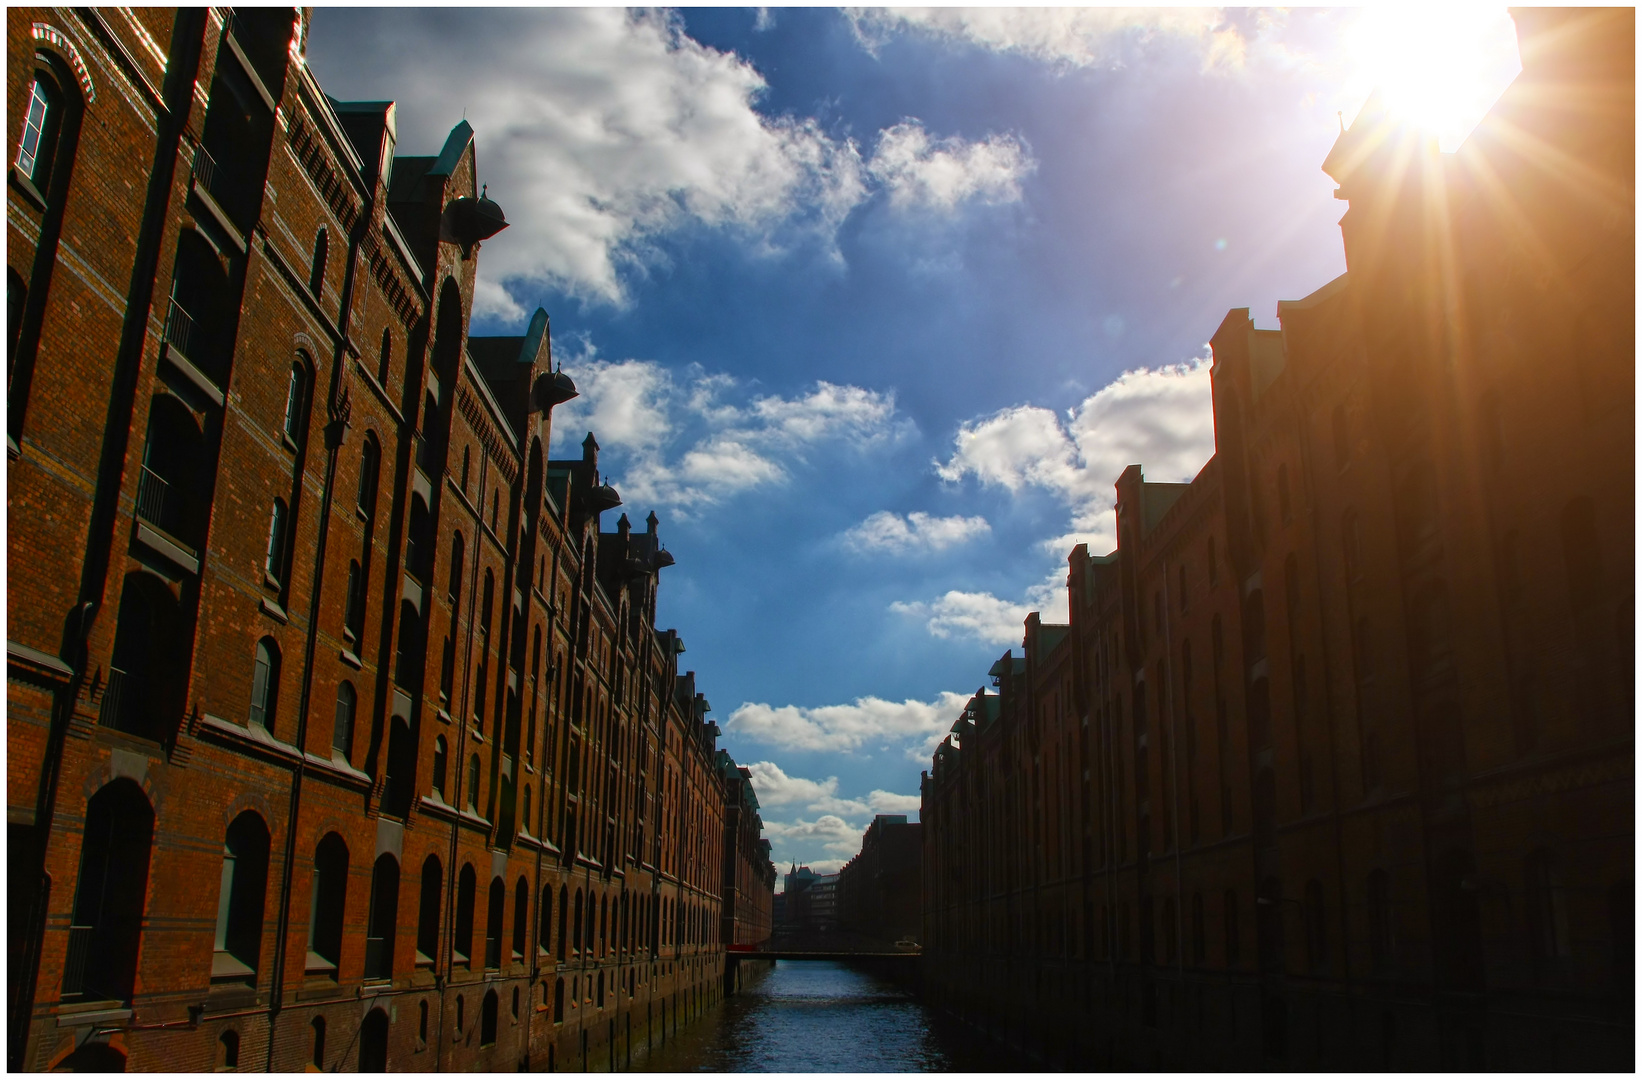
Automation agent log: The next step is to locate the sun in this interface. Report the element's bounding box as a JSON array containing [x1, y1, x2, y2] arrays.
[[1342, 6, 1523, 152]]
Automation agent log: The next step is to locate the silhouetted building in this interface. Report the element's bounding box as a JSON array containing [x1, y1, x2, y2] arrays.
[[718, 752, 777, 948], [922, 9, 1633, 1071], [838, 815, 924, 945], [7, 8, 764, 1072]]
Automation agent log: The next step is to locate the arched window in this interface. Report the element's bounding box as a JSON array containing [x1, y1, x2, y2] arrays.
[[466, 754, 481, 812], [432, 736, 448, 799], [14, 71, 62, 189], [539, 886, 553, 957], [307, 833, 348, 977], [454, 864, 475, 967], [65, 781, 154, 1003], [365, 854, 399, 980], [485, 877, 504, 969], [455, 994, 465, 1034], [309, 227, 328, 297], [383, 717, 415, 818], [513, 878, 529, 960], [553, 977, 565, 1023], [357, 433, 380, 517], [522, 785, 533, 835], [417, 855, 441, 966], [332, 681, 356, 758], [359, 1008, 388, 1072], [418, 1000, 429, 1047], [213, 812, 269, 983], [250, 638, 280, 731], [572, 889, 584, 954], [282, 360, 309, 444], [310, 1016, 326, 1071], [265, 498, 289, 584], [600, 894, 609, 955], [218, 1029, 240, 1070], [378, 326, 392, 386]]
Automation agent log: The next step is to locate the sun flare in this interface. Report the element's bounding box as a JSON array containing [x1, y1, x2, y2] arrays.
[[1343, 6, 1523, 151]]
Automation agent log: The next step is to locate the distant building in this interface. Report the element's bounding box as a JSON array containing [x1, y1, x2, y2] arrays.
[[922, 9, 1633, 1072], [718, 752, 777, 948], [838, 815, 923, 945]]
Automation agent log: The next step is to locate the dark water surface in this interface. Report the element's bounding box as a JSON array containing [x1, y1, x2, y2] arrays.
[[636, 961, 1022, 1072]]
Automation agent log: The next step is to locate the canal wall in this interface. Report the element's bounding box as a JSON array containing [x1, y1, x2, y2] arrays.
[[539, 952, 728, 1072]]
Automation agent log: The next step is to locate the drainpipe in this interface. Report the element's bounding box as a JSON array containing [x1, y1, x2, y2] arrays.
[[265, 94, 377, 1069]]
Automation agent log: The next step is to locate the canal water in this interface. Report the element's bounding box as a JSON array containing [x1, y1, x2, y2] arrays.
[[636, 961, 1024, 1072]]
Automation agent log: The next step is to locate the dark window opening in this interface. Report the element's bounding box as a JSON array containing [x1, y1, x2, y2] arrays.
[[364, 854, 399, 981], [416, 856, 441, 966], [65, 781, 154, 1003], [306, 833, 348, 977], [212, 812, 269, 984]]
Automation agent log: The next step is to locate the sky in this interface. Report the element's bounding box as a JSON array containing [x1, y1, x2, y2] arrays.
[[308, 6, 1521, 875]]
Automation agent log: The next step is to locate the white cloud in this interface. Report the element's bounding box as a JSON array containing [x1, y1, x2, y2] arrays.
[[762, 815, 866, 860], [743, 761, 839, 808], [843, 510, 990, 554], [310, 9, 1036, 313], [743, 762, 925, 820], [550, 357, 908, 514], [937, 355, 1216, 553], [867, 121, 1035, 212], [848, 8, 1238, 72], [898, 357, 1215, 645], [867, 790, 922, 814], [726, 691, 970, 754]]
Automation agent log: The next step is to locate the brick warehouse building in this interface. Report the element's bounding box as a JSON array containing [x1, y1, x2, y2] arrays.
[[922, 8, 1632, 1072], [7, 8, 772, 1072]]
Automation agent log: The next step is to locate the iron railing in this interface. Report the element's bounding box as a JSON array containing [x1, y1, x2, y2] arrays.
[[191, 143, 220, 204], [164, 297, 196, 361], [61, 925, 94, 996], [98, 667, 132, 730], [135, 465, 168, 528]]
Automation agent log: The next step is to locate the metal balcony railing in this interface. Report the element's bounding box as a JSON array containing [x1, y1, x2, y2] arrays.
[[98, 667, 132, 730], [191, 143, 221, 205], [135, 466, 168, 528], [164, 297, 196, 362], [62, 924, 94, 996]]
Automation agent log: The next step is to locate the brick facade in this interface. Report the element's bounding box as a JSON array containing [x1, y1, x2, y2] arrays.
[[921, 9, 1633, 1071], [8, 9, 766, 1072]]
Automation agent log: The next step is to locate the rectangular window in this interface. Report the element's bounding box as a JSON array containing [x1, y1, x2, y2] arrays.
[[17, 79, 49, 180], [249, 651, 270, 727]]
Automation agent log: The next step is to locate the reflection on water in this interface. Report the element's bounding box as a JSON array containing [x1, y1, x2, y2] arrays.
[[636, 961, 1022, 1072]]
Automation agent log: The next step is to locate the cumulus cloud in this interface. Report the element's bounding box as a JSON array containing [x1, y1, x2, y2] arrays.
[[937, 355, 1216, 553], [894, 357, 1215, 645], [744, 761, 924, 822], [309, 9, 1033, 313], [549, 356, 908, 514], [727, 691, 970, 754], [843, 510, 990, 554], [848, 8, 1239, 72], [867, 121, 1035, 212]]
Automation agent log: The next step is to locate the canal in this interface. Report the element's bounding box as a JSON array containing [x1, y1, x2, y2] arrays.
[[634, 961, 1025, 1072]]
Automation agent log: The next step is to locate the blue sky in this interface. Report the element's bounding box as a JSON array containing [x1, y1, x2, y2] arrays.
[[309, 7, 1520, 873]]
